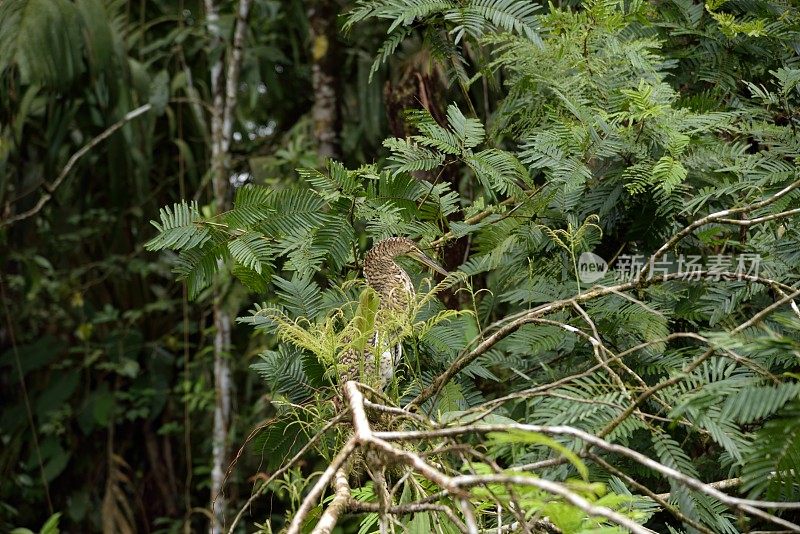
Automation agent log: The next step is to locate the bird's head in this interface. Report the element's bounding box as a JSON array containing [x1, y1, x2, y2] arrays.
[[368, 237, 449, 276]]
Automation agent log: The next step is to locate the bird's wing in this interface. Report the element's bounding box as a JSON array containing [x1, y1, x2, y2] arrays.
[[338, 336, 377, 385]]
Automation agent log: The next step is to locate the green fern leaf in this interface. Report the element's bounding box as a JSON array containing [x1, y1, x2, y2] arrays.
[[225, 185, 274, 228], [146, 201, 209, 251], [741, 399, 800, 500], [173, 242, 228, 299], [720, 382, 800, 424], [231, 264, 270, 294], [258, 188, 327, 236], [383, 138, 445, 174], [273, 273, 324, 320], [227, 231, 274, 274], [652, 156, 688, 194], [446, 104, 485, 149], [465, 148, 527, 196]]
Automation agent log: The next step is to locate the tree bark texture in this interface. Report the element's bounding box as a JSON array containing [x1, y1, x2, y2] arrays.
[[210, 304, 232, 533], [203, 1, 252, 532], [308, 0, 341, 162]]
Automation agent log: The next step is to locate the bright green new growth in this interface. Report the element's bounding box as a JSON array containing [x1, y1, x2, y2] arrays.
[[243, 275, 470, 389]]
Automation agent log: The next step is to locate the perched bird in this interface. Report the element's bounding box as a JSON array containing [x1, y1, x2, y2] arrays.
[[339, 237, 448, 389]]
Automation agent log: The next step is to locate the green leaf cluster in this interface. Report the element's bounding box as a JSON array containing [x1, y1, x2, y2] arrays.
[[145, 0, 800, 532]]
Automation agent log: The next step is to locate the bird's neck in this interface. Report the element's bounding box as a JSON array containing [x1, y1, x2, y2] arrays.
[[364, 257, 414, 309]]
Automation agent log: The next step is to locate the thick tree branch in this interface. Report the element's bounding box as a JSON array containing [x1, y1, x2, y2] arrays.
[[222, 0, 251, 154], [312, 466, 351, 534], [308, 0, 341, 160], [285, 438, 358, 534], [373, 423, 800, 515], [654, 477, 742, 499], [717, 206, 800, 225], [204, 2, 252, 532], [295, 383, 686, 534]]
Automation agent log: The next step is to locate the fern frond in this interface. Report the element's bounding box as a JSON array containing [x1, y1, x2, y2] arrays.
[[258, 188, 328, 236], [741, 399, 800, 501], [251, 346, 317, 403], [273, 273, 325, 320], [231, 264, 270, 294], [227, 231, 274, 274], [383, 138, 446, 174], [720, 382, 800, 424], [651, 156, 688, 194], [225, 185, 273, 228], [465, 148, 527, 196], [445, 104, 485, 149], [146, 201, 209, 251], [172, 242, 228, 299], [368, 26, 414, 81]]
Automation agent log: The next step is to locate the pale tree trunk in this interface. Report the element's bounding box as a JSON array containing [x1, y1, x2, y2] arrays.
[[203, 0, 252, 532], [210, 305, 231, 533], [308, 0, 341, 162]]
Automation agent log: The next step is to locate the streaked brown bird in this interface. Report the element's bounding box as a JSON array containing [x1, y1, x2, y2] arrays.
[[340, 237, 448, 389]]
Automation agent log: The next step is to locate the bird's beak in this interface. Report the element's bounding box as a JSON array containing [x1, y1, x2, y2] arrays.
[[408, 249, 449, 276]]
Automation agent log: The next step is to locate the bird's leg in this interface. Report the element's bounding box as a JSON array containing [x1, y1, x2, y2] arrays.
[[331, 392, 343, 413]]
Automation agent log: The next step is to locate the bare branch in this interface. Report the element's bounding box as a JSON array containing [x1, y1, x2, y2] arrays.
[[368, 437, 465, 496], [312, 466, 351, 534], [408, 271, 794, 409], [285, 438, 358, 534], [312, 384, 661, 533], [279, 267, 800, 534], [345, 381, 373, 442], [374, 424, 800, 513], [636, 178, 800, 281], [1, 104, 152, 228], [717, 207, 800, 225], [458, 498, 479, 534], [653, 477, 741, 499]]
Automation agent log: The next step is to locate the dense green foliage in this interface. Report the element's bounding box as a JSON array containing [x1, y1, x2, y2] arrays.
[[0, 0, 319, 531], [3, 0, 800, 533], [146, 1, 800, 532]]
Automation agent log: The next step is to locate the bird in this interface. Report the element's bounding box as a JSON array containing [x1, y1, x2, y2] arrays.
[[339, 237, 448, 390]]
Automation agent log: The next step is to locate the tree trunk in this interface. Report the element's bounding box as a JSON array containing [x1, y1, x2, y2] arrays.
[[210, 302, 231, 533], [308, 0, 341, 162], [203, 1, 252, 532]]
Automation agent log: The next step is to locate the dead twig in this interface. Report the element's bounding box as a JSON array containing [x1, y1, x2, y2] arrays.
[[2, 104, 152, 228]]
